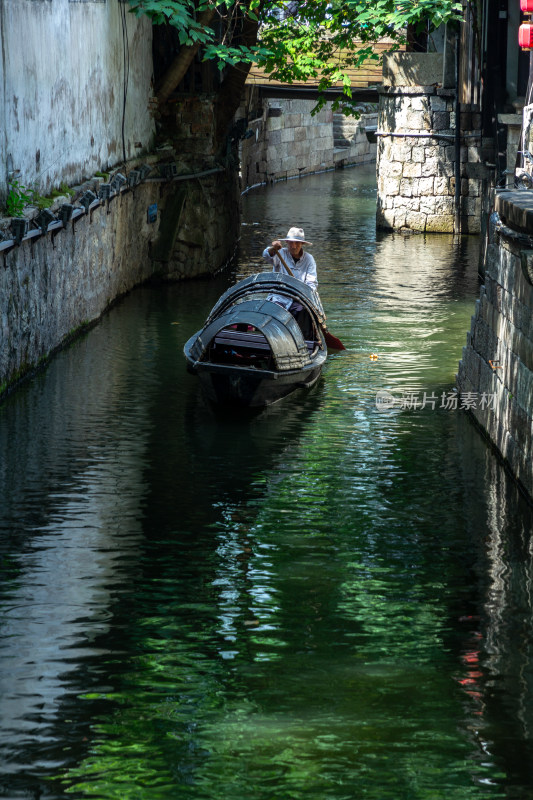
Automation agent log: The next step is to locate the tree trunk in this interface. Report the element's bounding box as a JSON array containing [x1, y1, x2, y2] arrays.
[[214, 14, 259, 147], [156, 7, 217, 104]]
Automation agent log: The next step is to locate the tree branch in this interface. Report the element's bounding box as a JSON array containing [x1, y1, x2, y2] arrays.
[[214, 12, 259, 146], [156, 7, 217, 104]]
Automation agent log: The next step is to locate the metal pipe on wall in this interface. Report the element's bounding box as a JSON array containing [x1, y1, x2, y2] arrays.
[[455, 30, 462, 234]]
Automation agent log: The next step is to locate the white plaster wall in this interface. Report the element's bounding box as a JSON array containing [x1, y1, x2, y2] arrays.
[[0, 3, 5, 205], [0, 0, 155, 199]]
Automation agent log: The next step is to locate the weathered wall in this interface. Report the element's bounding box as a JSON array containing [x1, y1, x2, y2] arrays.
[[1, 180, 158, 393], [0, 9, 242, 397], [240, 98, 377, 189], [149, 93, 242, 278], [159, 95, 218, 167], [0, 0, 155, 202], [457, 192, 533, 499], [151, 168, 241, 282], [0, 162, 240, 395]]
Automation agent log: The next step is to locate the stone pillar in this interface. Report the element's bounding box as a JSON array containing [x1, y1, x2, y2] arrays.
[[376, 53, 492, 234], [377, 87, 457, 232], [498, 113, 523, 179]]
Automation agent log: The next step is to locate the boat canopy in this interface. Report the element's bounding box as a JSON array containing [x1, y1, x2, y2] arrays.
[[188, 299, 314, 371], [205, 272, 326, 328]]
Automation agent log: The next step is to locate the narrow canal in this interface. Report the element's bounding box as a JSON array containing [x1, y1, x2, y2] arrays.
[[1, 165, 533, 800]]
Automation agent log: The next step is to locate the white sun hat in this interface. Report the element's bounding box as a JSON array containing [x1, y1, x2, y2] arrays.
[[280, 227, 312, 245]]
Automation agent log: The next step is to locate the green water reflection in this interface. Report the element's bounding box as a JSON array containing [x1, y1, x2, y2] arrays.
[[1, 167, 532, 800]]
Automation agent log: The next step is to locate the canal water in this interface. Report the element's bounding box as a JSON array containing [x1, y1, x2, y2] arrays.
[[1, 165, 533, 799]]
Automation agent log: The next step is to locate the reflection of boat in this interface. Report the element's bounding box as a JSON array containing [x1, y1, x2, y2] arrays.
[[184, 272, 327, 407]]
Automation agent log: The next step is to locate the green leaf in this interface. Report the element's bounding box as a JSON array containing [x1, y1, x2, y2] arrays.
[[133, 0, 464, 110]]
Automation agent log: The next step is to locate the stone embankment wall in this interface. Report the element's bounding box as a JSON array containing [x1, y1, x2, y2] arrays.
[[1, 82, 242, 397], [0, 156, 240, 396], [457, 191, 533, 499], [0, 1, 243, 400], [240, 98, 377, 189]]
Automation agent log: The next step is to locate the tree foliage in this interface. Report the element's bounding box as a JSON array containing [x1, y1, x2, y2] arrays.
[[129, 0, 463, 113]]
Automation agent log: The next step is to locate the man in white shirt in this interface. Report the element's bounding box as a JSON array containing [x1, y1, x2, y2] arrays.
[[262, 226, 317, 338], [262, 226, 317, 299]]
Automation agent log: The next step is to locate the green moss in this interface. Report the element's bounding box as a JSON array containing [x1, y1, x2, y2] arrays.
[[63, 320, 91, 344], [33, 195, 54, 210], [33, 183, 76, 210], [95, 171, 110, 181], [1, 361, 32, 396], [0, 320, 95, 403], [58, 182, 75, 197]]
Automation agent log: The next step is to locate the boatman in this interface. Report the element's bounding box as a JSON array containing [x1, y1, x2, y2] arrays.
[[262, 227, 317, 304], [262, 227, 318, 340]]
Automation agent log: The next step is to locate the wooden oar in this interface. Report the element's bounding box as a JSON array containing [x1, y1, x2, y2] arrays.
[[274, 250, 346, 351]]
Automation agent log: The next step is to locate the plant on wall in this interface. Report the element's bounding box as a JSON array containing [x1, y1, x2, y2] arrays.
[[5, 179, 35, 218]]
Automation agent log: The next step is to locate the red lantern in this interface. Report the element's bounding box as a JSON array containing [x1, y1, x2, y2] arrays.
[[521, 0, 533, 13], [519, 22, 533, 49]]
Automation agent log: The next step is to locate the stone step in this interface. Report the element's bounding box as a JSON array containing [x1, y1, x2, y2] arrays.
[[333, 111, 377, 148]]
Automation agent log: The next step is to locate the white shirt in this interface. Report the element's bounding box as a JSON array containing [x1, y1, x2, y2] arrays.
[[262, 246, 318, 310]]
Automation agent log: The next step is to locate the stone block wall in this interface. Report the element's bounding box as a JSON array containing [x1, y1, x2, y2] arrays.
[[457, 192, 533, 498], [160, 95, 218, 165], [152, 93, 242, 279], [376, 86, 494, 233], [241, 99, 334, 188], [0, 179, 158, 395], [0, 85, 242, 397], [153, 168, 241, 282], [240, 98, 377, 190]]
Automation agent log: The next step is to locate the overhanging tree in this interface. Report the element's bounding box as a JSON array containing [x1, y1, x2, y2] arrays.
[[129, 0, 462, 145]]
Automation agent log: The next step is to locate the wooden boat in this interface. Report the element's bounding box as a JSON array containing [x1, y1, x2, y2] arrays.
[[184, 272, 328, 407]]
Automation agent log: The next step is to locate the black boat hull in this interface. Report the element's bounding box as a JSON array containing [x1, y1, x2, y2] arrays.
[[196, 362, 322, 407], [184, 272, 328, 407]]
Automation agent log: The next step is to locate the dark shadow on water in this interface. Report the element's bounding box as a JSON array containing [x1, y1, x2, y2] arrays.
[[2, 165, 533, 800]]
